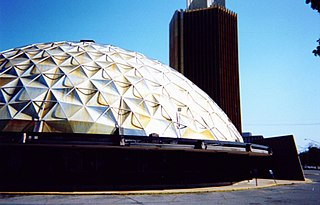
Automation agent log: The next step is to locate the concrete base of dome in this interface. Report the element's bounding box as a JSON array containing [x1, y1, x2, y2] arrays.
[[0, 132, 272, 192]]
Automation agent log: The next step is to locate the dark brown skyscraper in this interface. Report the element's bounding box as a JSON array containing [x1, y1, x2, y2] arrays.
[[169, 1, 242, 133]]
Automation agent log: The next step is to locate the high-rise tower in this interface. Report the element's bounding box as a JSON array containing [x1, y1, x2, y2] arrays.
[[169, 0, 242, 133]]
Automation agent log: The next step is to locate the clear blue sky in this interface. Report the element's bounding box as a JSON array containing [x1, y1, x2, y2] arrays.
[[1, 0, 319, 151]]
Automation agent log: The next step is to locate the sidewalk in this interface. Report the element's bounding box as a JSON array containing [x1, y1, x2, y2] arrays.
[[0, 178, 312, 195]]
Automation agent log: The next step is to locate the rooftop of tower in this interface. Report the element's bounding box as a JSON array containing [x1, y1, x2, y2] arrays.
[[187, 0, 225, 10]]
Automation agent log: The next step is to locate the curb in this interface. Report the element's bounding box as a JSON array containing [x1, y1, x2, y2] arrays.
[[0, 179, 312, 196]]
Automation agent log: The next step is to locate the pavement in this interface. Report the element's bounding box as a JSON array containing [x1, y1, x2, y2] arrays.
[[0, 170, 319, 204], [0, 176, 311, 195]]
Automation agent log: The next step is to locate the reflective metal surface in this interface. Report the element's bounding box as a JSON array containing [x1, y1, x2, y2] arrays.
[[0, 41, 242, 142]]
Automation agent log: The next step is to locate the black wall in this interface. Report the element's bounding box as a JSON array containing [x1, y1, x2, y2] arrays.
[[0, 143, 269, 192], [254, 135, 305, 180]]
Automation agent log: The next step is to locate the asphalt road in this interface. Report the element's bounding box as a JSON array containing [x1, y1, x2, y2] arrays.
[[1, 170, 319, 205]]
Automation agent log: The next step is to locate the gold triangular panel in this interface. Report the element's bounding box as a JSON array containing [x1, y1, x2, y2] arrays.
[[20, 102, 39, 119], [82, 64, 100, 78], [10, 88, 30, 102], [85, 44, 102, 54], [91, 68, 112, 81], [20, 64, 40, 77], [51, 76, 73, 89], [124, 73, 142, 85], [37, 57, 57, 73], [109, 52, 128, 65], [136, 101, 152, 117], [9, 53, 31, 66], [101, 92, 120, 108], [41, 121, 55, 132], [134, 79, 152, 97], [0, 59, 11, 71], [151, 104, 164, 120], [32, 50, 50, 60], [1, 120, 33, 132], [116, 63, 133, 74], [51, 53, 71, 65], [84, 92, 106, 107], [120, 111, 133, 128], [0, 90, 6, 104], [60, 89, 83, 105], [76, 79, 97, 90], [59, 56, 79, 67], [91, 78, 112, 90], [75, 88, 97, 105], [87, 123, 115, 134], [1, 87, 22, 103], [59, 101, 83, 119], [101, 81, 121, 96], [1, 50, 20, 59], [145, 118, 171, 136], [1, 66, 18, 77], [141, 100, 159, 117], [95, 55, 113, 67], [42, 103, 67, 120], [34, 43, 52, 50], [42, 65, 64, 75], [86, 105, 108, 122], [122, 86, 136, 99], [14, 64, 35, 76], [68, 120, 95, 133], [67, 45, 85, 54], [43, 73, 64, 87], [114, 74, 131, 86], [0, 105, 12, 120], [132, 113, 151, 129], [34, 101, 57, 119], [161, 106, 172, 121], [181, 127, 215, 140], [26, 75, 49, 88], [69, 107, 94, 122], [66, 66, 86, 86], [25, 87, 48, 101], [130, 113, 144, 129], [0, 76, 18, 87], [104, 64, 122, 79], [46, 46, 65, 56], [12, 102, 37, 120], [96, 108, 117, 127], [123, 97, 147, 115], [74, 52, 93, 65], [113, 80, 131, 95], [161, 122, 178, 138], [118, 52, 135, 61]]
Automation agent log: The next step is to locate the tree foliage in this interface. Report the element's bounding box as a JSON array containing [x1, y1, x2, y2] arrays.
[[306, 0, 320, 57], [306, 0, 320, 12], [313, 39, 320, 56], [299, 145, 320, 168]]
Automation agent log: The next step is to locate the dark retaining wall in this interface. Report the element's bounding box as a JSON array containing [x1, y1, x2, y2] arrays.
[[0, 143, 270, 192], [254, 135, 305, 181]]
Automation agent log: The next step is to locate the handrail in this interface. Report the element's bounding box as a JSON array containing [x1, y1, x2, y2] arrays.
[[0, 131, 271, 154]]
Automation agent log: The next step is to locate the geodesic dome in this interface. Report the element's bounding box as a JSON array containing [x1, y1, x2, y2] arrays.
[[0, 41, 243, 142]]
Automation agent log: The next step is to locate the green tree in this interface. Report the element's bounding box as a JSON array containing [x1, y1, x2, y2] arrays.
[[306, 0, 320, 11], [299, 145, 320, 169], [306, 0, 320, 57], [313, 39, 320, 56]]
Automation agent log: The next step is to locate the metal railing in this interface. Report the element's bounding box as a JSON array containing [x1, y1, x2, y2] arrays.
[[0, 131, 272, 155]]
